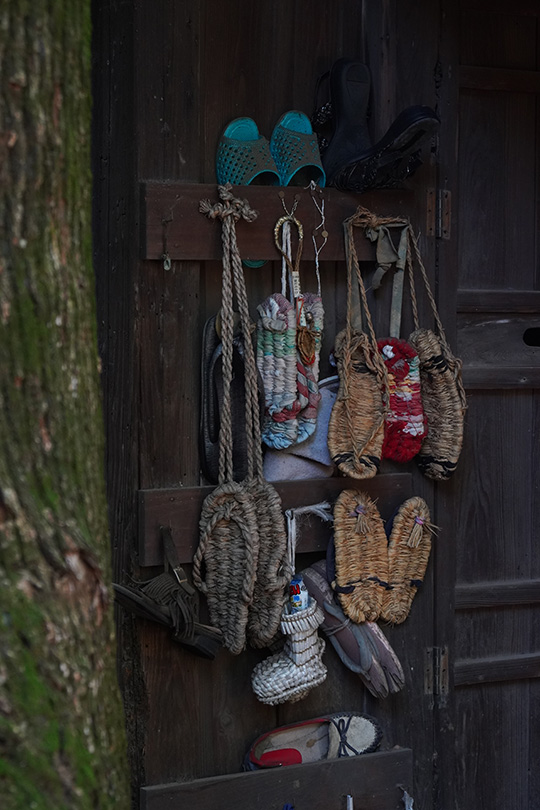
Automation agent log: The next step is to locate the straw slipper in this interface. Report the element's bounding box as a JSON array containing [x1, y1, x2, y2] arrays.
[[332, 490, 389, 623], [381, 496, 434, 624], [328, 328, 386, 478], [408, 328, 466, 480]]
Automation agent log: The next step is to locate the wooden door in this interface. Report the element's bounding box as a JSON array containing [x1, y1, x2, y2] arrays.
[[91, 0, 540, 807], [436, 2, 540, 807]]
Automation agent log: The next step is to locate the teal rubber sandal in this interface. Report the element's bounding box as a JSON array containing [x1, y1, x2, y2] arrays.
[[216, 117, 279, 267], [216, 117, 280, 186], [270, 111, 326, 187]]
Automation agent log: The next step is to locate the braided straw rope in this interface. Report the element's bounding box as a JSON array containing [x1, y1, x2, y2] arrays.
[[193, 186, 261, 654], [214, 189, 289, 649], [381, 496, 434, 624], [333, 489, 389, 623], [327, 215, 389, 478]]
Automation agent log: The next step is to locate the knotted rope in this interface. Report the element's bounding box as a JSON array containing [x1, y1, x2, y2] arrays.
[[196, 184, 289, 651], [194, 185, 261, 654]]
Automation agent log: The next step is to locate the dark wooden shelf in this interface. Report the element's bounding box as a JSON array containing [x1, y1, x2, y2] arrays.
[[140, 748, 413, 810], [141, 181, 414, 263], [138, 473, 412, 566]]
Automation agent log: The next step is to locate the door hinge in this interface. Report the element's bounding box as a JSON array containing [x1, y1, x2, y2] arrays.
[[424, 646, 449, 697], [426, 189, 451, 240]]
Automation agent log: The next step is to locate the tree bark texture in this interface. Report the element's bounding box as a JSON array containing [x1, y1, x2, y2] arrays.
[[0, 3, 130, 808]]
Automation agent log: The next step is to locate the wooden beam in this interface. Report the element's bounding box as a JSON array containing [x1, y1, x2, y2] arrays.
[[460, 65, 540, 94], [455, 653, 540, 686], [140, 748, 414, 810], [141, 182, 413, 262], [457, 289, 540, 314], [455, 579, 540, 609], [138, 473, 412, 566], [462, 367, 540, 389]]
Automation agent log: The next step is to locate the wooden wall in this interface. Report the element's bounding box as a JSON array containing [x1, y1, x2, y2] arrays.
[[92, 0, 540, 807]]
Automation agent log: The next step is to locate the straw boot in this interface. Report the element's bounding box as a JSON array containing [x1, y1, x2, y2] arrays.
[[251, 598, 327, 705]]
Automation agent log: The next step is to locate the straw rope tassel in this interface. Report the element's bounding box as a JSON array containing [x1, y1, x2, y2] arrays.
[[381, 496, 434, 625]]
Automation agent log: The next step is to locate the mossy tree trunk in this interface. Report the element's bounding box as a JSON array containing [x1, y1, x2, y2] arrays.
[[0, 3, 130, 808]]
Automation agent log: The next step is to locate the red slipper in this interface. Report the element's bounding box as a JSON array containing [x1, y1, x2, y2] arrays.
[[246, 712, 382, 769]]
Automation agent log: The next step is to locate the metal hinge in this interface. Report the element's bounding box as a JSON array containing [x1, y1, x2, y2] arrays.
[[426, 189, 451, 240], [424, 646, 449, 698]]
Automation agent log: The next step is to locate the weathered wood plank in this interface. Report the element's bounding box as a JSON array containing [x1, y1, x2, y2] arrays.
[[455, 579, 540, 609], [455, 653, 540, 686], [140, 749, 414, 810], [458, 313, 540, 388], [141, 182, 413, 262], [138, 473, 413, 566], [458, 290, 540, 313], [460, 65, 540, 93]]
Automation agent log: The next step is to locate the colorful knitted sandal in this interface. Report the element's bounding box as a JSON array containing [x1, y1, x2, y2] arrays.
[[377, 336, 426, 462], [381, 496, 434, 624], [332, 489, 389, 624], [257, 292, 300, 449], [270, 110, 326, 187]]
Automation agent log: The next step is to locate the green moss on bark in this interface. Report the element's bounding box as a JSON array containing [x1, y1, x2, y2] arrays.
[[0, 2, 130, 807]]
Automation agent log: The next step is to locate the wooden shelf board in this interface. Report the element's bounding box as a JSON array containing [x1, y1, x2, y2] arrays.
[[141, 182, 414, 262], [140, 748, 414, 810], [138, 473, 412, 566]]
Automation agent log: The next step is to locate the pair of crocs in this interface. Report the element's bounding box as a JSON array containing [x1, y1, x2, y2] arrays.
[[216, 112, 326, 189]]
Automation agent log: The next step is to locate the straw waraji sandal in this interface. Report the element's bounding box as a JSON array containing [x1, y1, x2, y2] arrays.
[[327, 218, 388, 479], [381, 496, 435, 624], [113, 528, 222, 660], [332, 489, 389, 624]]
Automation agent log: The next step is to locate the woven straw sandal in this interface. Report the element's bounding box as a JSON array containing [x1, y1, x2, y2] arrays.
[[332, 490, 389, 624], [381, 496, 434, 624], [246, 711, 382, 768], [270, 110, 325, 187], [113, 528, 222, 660], [406, 227, 466, 479], [409, 327, 466, 480], [327, 216, 388, 479]]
